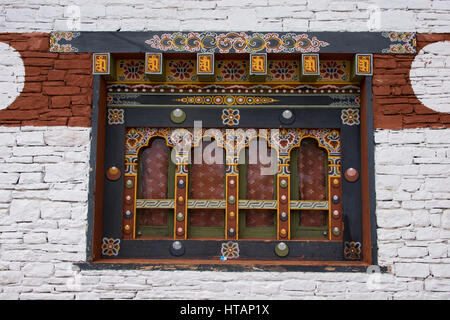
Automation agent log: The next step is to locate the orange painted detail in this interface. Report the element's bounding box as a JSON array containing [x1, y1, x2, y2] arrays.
[[357, 55, 372, 74], [174, 173, 188, 240], [277, 175, 290, 240], [122, 175, 136, 240], [93, 53, 109, 74], [106, 166, 121, 181], [198, 54, 213, 74], [303, 54, 318, 74], [226, 174, 238, 240], [329, 177, 343, 241], [146, 53, 161, 73], [250, 54, 266, 74]]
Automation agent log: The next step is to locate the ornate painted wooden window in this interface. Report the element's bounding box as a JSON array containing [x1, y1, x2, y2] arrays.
[[59, 31, 414, 270]]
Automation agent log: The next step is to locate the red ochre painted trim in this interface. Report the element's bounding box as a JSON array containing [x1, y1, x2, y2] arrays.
[[0, 32, 449, 129], [373, 33, 450, 130], [0, 33, 93, 127]]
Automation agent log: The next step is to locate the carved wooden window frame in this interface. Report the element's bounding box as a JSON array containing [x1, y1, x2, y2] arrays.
[[85, 78, 375, 271], [62, 31, 416, 271]]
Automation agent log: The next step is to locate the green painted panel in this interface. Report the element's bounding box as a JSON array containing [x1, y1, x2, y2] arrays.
[[290, 211, 328, 239]]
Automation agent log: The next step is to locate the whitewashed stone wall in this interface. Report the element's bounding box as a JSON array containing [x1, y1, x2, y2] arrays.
[[1, 126, 449, 300], [0, 0, 450, 300], [410, 40, 450, 114], [374, 128, 450, 296], [0, 0, 449, 33]]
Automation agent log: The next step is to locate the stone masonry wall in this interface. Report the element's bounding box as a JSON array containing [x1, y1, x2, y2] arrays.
[[1, 126, 449, 300], [0, 33, 92, 127], [373, 34, 450, 129], [0, 0, 450, 33], [0, 0, 449, 300]]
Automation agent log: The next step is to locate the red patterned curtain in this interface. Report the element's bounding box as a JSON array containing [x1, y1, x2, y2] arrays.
[[246, 139, 275, 227], [297, 138, 327, 227], [139, 138, 170, 226], [189, 140, 225, 227]]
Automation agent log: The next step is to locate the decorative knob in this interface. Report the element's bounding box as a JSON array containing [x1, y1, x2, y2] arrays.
[[280, 211, 288, 221], [176, 212, 185, 222], [176, 227, 184, 236], [280, 179, 288, 188], [172, 241, 182, 250], [228, 195, 236, 205], [282, 110, 293, 119], [275, 242, 289, 257], [124, 210, 132, 219], [280, 109, 295, 124], [125, 195, 132, 204], [280, 194, 287, 203], [332, 195, 340, 204], [124, 224, 131, 234], [228, 228, 235, 237], [177, 196, 184, 204], [177, 179, 185, 189], [332, 178, 340, 188], [280, 228, 287, 237], [170, 241, 185, 256], [332, 210, 340, 219], [332, 227, 340, 236], [110, 166, 118, 174], [345, 168, 359, 182], [229, 211, 235, 218], [228, 179, 236, 188], [125, 179, 134, 189], [106, 166, 121, 181], [170, 108, 186, 124]]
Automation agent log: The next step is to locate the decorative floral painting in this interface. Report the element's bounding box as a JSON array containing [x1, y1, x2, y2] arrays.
[[167, 60, 198, 82], [267, 60, 299, 82], [216, 60, 248, 82], [113, 58, 353, 84], [318, 60, 350, 82], [117, 60, 147, 82]]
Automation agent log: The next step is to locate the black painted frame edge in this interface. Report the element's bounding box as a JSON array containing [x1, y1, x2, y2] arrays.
[[365, 76, 378, 265], [85, 75, 101, 263], [51, 31, 417, 54], [75, 261, 388, 273], [81, 70, 381, 273]]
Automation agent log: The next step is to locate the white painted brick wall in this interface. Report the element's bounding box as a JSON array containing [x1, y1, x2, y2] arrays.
[[410, 41, 450, 114], [0, 0, 449, 32], [0, 126, 448, 300]]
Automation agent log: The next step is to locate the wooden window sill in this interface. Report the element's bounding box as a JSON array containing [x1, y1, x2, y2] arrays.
[[76, 259, 387, 273]]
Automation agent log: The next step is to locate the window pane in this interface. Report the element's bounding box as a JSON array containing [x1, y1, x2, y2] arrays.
[[300, 211, 328, 227], [297, 138, 328, 228], [189, 140, 225, 230], [245, 138, 275, 228], [138, 138, 170, 227], [298, 138, 327, 201]]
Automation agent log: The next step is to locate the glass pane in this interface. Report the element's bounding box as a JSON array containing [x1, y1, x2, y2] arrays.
[[187, 209, 225, 239], [189, 140, 225, 230], [239, 210, 277, 239], [245, 138, 276, 228], [298, 138, 327, 201], [297, 138, 328, 228], [290, 209, 328, 239], [300, 211, 328, 227], [137, 138, 170, 228]]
